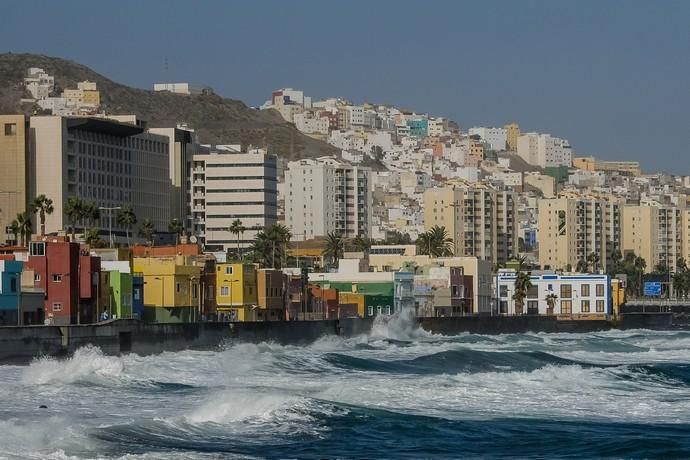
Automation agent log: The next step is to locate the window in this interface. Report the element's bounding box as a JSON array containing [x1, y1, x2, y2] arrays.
[[192, 284, 198, 299], [4, 123, 16, 136], [176, 283, 180, 293], [581, 284, 590, 297], [527, 300, 538, 314], [52, 274, 63, 282], [561, 300, 572, 314], [34, 274, 41, 282], [560, 284, 572, 299], [499, 300, 508, 314], [10, 277, 17, 293], [368, 306, 374, 316], [52, 303, 63, 312], [225, 266, 233, 275], [220, 286, 229, 296], [134, 288, 141, 301], [581, 300, 590, 313], [527, 285, 538, 299], [499, 285, 508, 298], [596, 284, 605, 297], [596, 300, 605, 312], [30, 242, 46, 256]]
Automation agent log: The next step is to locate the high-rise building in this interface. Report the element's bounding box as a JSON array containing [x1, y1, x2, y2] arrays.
[[504, 122, 520, 152], [621, 205, 682, 273], [285, 159, 371, 241], [190, 147, 278, 251], [30, 115, 172, 237], [468, 127, 507, 151], [0, 115, 31, 244], [538, 197, 620, 272], [149, 125, 203, 232], [517, 133, 572, 168], [423, 182, 517, 265]]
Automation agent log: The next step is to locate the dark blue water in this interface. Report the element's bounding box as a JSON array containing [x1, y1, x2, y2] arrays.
[[3, 319, 690, 459]]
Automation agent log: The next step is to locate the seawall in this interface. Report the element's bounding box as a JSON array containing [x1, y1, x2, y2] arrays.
[[0, 312, 679, 364]]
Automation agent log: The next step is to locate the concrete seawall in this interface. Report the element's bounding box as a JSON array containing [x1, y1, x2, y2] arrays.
[[0, 313, 679, 363]]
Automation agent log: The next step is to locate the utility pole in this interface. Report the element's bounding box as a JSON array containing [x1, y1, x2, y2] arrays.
[[99, 206, 121, 248]]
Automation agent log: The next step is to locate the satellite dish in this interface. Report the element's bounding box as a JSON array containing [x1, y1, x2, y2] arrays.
[[190, 235, 198, 243]]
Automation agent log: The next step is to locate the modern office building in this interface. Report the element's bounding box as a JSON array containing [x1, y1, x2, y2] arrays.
[[423, 182, 517, 265], [538, 197, 621, 272], [30, 115, 172, 237], [285, 158, 372, 241], [190, 147, 278, 251]]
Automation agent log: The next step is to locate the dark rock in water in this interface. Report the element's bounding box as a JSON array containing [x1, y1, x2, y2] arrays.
[[38, 405, 47, 409]]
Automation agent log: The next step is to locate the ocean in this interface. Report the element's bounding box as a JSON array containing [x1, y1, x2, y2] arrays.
[[2, 313, 690, 459]]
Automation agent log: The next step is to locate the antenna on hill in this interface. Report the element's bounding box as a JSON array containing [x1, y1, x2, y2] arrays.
[[164, 57, 169, 80]]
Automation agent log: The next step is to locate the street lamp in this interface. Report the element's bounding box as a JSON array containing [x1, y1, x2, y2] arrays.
[[98, 206, 122, 248]]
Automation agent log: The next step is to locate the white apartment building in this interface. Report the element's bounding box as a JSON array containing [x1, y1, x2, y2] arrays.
[[424, 182, 518, 265], [427, 118, 445, 137], [495, 270, 611, 316], [24, 67, 54, 100], [621, 205, 683, 273], [153, 83, 201, 95], [293, 112, 329, 135], [348, 106, 365, 126], [468, 127, 507, 152], [30, 116, 172, 236], [285, 159, 372, 241], [517, 133, 572, 168], [190, 148, 278, 251]]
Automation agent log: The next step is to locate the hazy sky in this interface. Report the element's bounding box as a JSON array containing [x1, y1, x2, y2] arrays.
[[2, 0, 689, 172]]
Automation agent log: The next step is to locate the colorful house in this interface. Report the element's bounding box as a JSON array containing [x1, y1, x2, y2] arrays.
[[0, 260, 22, 325], [101, 261, 133, 319], [133, 257, 202, 323], [216, 263, 258, 321], [256, 269, 286, 321]]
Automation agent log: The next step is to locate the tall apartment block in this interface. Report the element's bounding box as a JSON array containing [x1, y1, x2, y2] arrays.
[[285, 159, 372, 241], [621, 205, 683, 273], [30, 115, 172, 236], [0, 115, 31, 244], [423, 182, 517, 265], [190, 147, 278, 251], [517, 133, 572, 168], [538, 197, 620, 272]]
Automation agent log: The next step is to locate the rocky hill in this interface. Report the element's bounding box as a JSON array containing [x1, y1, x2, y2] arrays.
[[0, 53, 338, 160]]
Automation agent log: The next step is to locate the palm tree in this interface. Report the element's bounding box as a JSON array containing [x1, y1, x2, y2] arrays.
[[64, 196, 84, 241], [247, 224, 292, 269], [349, 235, 371, 253], [545, 293, 558, 316], [116, 206, 137, 247], [323, 232, 345, 269], [32, 194, 54, 236], [138, 218, 156, 245], [168, 218, 184, 244], [15, 212, 32, 247], [576, 259, 588, 273], [84, 228, 101, 247], [229, 219, 245, 260], [81, 201, 100, 228], [8, 219, 19, 245], [587, 252, 600, 273], [512, 271, 532, 315], [417, 225, 454, 257]]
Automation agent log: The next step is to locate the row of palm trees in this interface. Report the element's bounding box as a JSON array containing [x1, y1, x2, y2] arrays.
[[511, 270, 559, 316], [8, 194, 55, 246]]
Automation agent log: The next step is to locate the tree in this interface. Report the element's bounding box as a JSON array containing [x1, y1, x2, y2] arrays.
[[8, 219, 19, 245], [348, 235, 371, 253], [168, 218, 184, 244], [81, 201, 100, 228], [587, 252, 600, 273], [64, 196, 84, 241], [138, 218, 156, 244], [117, 206, 137, 247], [229, 219, 245, 261], [32, 194, 54, 237], [84, 228, 102, 247], [653, 262, 669, 275], [15, 212, 32, 247], [247, 223, 292, 269], [576, 259, 588, 273], [383, 230, 412, 245], [610, 249, 623, 275], [564, 263, 573, 273], [417, 225, 454, 257], [545, 293, 558, 316], [512, 271, 533, 315], [323, 232, 346, 269]]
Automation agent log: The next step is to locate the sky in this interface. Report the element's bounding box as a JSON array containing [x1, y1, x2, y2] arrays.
[[2, 0, 689, 172]]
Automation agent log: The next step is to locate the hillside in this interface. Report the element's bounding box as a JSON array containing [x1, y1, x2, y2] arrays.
[[0, 53, 338, 160]]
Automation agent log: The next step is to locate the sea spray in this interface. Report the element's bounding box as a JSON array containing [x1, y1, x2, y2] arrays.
[[369, 305, 428, 341]]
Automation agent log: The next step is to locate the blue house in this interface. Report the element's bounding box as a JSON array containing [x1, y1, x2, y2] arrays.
[[0, 260, 23, 325], [407, 119, 428, 137], [132, 274, 144, 319]]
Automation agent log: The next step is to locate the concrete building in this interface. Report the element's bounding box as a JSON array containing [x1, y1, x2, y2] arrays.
[[0, 115, 31, 245], [100, 261, 133, 320], [538, 197, 620, 272], [348, 106, 365, 126], [190, 147, 278, 252], [285, 159, 372, 241], [30, 116, 172, 238], [149, 125, 204, 232], [424, 183, 517, 265], [153, 83, 201, 95], [256, 268, 287, 321], [621, 205, 682, 273], [524, 172, 556, 197], [573, 156, 642, 177], [495, 270, 611, 316], [504, 122, 520, 151], [468, 127, 507, 151], [293, 112, 329, 135], [24, 68, 54, 100], [407, 118, 428, 137], [215, 263, 258, 321], [517, 133, 572, 168]]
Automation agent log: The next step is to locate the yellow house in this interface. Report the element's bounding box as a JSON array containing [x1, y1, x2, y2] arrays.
[[133, 257, 202, 322], [611, 278, 626, 318], [216, 263, 258, 321]]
